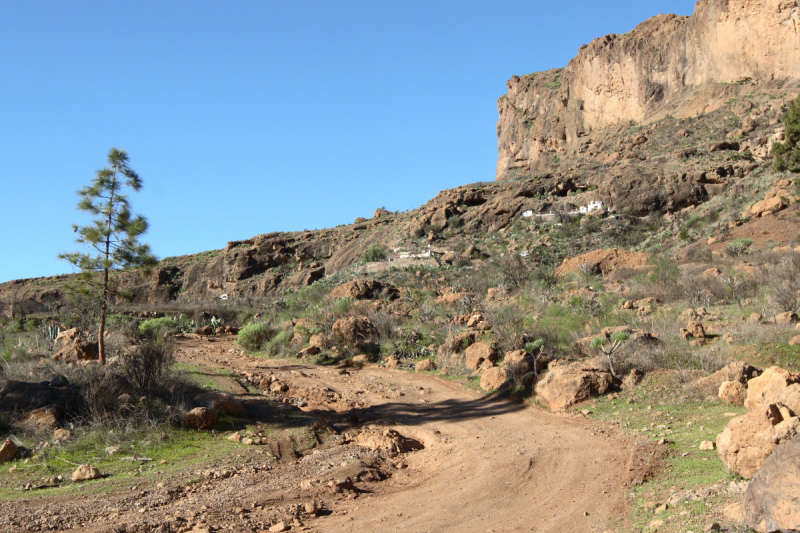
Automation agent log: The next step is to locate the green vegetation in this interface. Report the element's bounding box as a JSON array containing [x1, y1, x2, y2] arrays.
[[237, 322, 274, 351], [772, 94, 800, 172], [58, 148, 157, 364], [138, 316, 177, 338], [361, 243, 387, 263]]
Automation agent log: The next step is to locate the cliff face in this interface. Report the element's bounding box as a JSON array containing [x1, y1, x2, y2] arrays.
[[496, 0, 800, 179]]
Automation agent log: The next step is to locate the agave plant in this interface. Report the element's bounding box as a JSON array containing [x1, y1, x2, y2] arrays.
[[39, 322, 61, 352]]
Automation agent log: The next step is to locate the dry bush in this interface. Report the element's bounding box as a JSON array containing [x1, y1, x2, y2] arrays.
[[120, 339, 175, 393], [484, 303, 525, 353], [758, 252, 800, 313]]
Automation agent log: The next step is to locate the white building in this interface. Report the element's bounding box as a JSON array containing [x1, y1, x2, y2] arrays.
[[521, 210, 534, 217], [579, 200, 604, 214]]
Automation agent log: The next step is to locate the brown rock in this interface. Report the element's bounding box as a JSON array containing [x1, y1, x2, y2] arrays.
[[695, 361, 762, 395], [776, 311, 798, 326], [309, 333, 326, 349], [745, 367, 800, 413], [466, 314, 484, 328], [353, 428, 424, 455], [0, 439, 18, 464], [465, 342, 498, 371], [198, 325, 214, 336], [719, 381, 748, 406], [331, 316, 377, 343], [534, 357, 619, 410], [194, 391, 243, 416], [352, 354, 371, 363], [268, 522, 288, 532], [52, 338, 99, 362], [716, 410, 800, 478], [435, 292, 474, 305], [555, 249, 650, 278], [20, 405, 64, 429], [328, 279, 399, 301], [699, 440, 716, 450], [503, 349, 533, 372], [415, 359, 435, 372], [687, 320, 706, 338], [182, 407, 218, 430], [789, 335, 800, 346], [623, 368, 644, 389], [53, 428, 71, 441], [71, 464, 102, 482], [480, 367, 510, 391], [748, 312, 763, 323], [744, 433, 800, 533], [384, 355, 400, 369], [749, 196, 787, 218]]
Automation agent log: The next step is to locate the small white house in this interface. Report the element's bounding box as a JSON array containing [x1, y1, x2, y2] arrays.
[[521, 210, 534, 218], [579, 200, 604, 214]]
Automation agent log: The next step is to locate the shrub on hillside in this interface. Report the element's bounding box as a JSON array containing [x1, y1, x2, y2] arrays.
[[361, 244, 387, 263], [237, 322, 274, 351], [725, 238, 753, 257], [772, 94, 800, 172], [120, 339, 175, 392], [138, 317, 177, 338]]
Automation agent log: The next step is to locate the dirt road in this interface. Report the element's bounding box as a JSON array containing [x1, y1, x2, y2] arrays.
[[2, 335, 650, 532]]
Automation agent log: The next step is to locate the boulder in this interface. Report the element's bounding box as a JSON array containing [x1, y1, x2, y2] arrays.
[[466, 314, 484, 328], [194, 391, 243, 416], [748, 313, 763, 323], [444, 330, 480, 353], [623, 368, 644, 389], [20, 405, 64, 429], [748, 196, 786, 218], [503, 349, 533, 372], [717, 409, 800, 478], [384, 355, 400, 369], [53, 328, 80, 350], [0, 439, 18, 464], [534, 357, 619, 410], [198, 326, 214, 336], [309, 333, 326, 349], [71, 464, 102, 482], [352, 354, 371, 363], [744, 433, 800, 533], [695, 361, 762, 395], [331, 316, 377, 343], [687, 321, 706, 338], [789, 335, 800, 346], [480, 367, 510, 391], [328, 279, 399, 301], [53, 428, 71, 441], [183, 407, 218, 429], [52, 338, 99, 362], [353, 428, 423, 455], [415, 359, 435, 372], [297, 346, 321, 358], [719, 381, 748, 406], [776, 311, 798, 326], [465, 342, 498, 371], [745, 367, 800, 412]]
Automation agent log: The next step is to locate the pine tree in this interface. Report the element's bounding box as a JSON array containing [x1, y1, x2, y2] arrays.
[[59, 148, 157, 364], [772, 94, 800, 172]]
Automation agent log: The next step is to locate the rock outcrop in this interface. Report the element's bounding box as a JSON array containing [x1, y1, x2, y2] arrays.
[[496, 0, 800, 180], [534, 357, 619, 410], [744, 434, 800, 533]]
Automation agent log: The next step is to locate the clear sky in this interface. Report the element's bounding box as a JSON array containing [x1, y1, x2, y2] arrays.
[[0, 0, 697, 283]]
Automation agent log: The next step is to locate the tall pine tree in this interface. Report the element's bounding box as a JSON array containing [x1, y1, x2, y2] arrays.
[[59, 148, 157, 364]]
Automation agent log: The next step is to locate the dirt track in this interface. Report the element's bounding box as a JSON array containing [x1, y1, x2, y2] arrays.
[[2, 335, 651, 532], [169, 335, 646, 533]]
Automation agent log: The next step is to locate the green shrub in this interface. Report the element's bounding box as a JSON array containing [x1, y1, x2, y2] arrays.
[[772, 94, 800, 172], [237, 322, 274, 351], [448, 215, 463, 228], [138, 317, 177, 338], [726, 238, 753, 257], [362, 244, 387, 263]]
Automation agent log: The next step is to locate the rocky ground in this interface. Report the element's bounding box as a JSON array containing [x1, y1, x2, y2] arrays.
[[0, 334, 658, 532]]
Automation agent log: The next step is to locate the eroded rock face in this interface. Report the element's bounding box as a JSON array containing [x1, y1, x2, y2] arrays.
[[496, 0, 800, 179], [744, 433, 800, 533], [534, 357, 619, 410], [331, 316, 377, 343], [555, 249, 650, 278]]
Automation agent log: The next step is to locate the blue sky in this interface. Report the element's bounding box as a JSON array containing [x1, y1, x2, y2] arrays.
[[0, 0, 696, 282]]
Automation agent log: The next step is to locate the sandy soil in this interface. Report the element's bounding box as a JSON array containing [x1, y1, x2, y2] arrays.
[[1, 335, 654, 533]]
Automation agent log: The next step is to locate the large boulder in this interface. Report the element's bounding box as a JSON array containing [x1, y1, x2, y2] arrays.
[[183, 407, 219, 430], [745, 367, 800, 413], [52, 338, 99, 363], [480, 367, 510, 391], [695, 361, 762, 396], [744, 433, 800, 533], [71, 464, 102, 482], [328, 279, 399, 301], [717, 408, 800, 478], [194, 391, 243, 416], [20, 405, 64, 429], [776, 311, 798, 326], [331, 316, 377, 343], [0, 439, 18, 464], [534, 357, 619, 410], [746, 196, 787, 218], [465, 342, 498, 371]]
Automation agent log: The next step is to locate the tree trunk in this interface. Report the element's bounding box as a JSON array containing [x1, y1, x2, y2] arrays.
[[98, 266, 108, 365]]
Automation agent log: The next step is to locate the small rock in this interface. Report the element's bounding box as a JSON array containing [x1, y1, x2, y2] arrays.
[[71, 464, 101, 482], [242, 438, 255, 446], [53, 429, 71, 441], [649, 519, 665, 528], [703, 524, 720, 533], [699, 441, 715, 451], [304, 501, 318, 515], [105, 446, 121, 456], [228, 432, 243, 442], [268, 522, 288, 532]]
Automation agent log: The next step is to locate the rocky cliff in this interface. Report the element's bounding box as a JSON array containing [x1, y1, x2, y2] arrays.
[[496, 0, 800, 179]]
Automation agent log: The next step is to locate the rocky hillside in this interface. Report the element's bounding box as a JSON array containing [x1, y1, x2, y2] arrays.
[[496, 0, 800, 179]]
